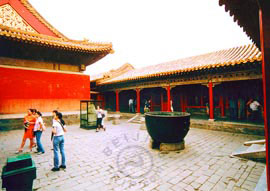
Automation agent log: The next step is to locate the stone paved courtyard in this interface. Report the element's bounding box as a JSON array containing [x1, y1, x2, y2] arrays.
[[0, 119, 266, 191]]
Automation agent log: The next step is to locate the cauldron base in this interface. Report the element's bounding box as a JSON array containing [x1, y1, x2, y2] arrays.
[[149, 139, 185, 151]]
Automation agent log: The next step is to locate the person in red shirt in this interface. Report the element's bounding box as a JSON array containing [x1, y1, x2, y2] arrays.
[[16, 109, 36, 153]]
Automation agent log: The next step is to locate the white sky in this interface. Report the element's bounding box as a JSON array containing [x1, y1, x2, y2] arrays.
[[29, 0, 251, 76]]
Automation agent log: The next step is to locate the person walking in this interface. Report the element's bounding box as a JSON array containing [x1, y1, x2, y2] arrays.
[[51, 112, 67, 171], [34, 111, 46, 154], [16, 109, 36, 153], [96, 106, 105, 132]]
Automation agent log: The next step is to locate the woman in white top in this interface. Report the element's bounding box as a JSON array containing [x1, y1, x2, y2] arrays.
[[33, 111, 45, 154], [96, 106, 105, 132], [51, 112, 67, 171]]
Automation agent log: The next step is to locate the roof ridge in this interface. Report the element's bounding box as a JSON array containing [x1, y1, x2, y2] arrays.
[[98, 44, 260, 85], [0, 24, 113, 53], [20, 0, 68, 39]]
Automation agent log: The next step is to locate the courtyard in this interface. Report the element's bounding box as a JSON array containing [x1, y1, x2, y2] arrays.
[[0, 119, 266, 191]]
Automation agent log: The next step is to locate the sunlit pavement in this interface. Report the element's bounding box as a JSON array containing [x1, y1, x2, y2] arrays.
[[0, 119, 266, 191]]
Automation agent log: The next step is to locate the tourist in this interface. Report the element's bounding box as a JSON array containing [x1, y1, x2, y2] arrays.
[[144, 99, 150, 113], [32, 109, 38, 148], [249, 99, 261, 122], [129, 98, 134, 113], [34, 111, 46, 154], [170, 100, 174, 112], [16, 109, 36, 153], [51, 112, 67, 171], [51, 110, 58, 141], [206, 102, 209, 115], [96, 106, 105, 132]]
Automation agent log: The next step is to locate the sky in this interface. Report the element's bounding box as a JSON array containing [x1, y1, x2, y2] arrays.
[[29, 0, 251, 76]]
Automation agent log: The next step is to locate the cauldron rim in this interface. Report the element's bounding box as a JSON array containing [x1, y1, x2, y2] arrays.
[[145, 111, 190, 118]]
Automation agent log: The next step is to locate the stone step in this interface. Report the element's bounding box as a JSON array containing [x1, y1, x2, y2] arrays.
[[128, 114, 144, 124], [244, 139, 265, 146], [246, 144, 265, 152], [231, 144, 266, 160]]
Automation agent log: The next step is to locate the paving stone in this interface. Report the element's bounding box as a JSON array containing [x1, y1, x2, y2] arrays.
[[0, 121, 264, 191], [156, 183, 173, 191], [199, 181, 215, 191], [195, 175, 209, 184]]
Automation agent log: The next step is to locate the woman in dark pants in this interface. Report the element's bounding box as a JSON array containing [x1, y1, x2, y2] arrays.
[[96, 106, 105, 132]]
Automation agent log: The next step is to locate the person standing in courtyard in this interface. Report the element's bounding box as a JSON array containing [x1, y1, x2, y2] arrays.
[[34, 111, 46, 154], [51, 112, 67, 171], [16, 109, 36, 153], [129, 98, 134, 113], [32, 109, 38, 148], [96, 106, 105, 132], [249, 99, 262, 122]]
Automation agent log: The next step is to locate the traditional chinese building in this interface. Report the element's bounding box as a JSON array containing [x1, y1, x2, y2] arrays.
[[92, 44, 262, 121], [0, 0, 113, 114]]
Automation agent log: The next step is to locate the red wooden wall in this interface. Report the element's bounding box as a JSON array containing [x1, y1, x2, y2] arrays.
[[0, 67, 90, 114]]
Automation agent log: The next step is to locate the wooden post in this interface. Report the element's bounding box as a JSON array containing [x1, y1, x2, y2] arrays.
[[220, 96, 225, 117], [180, 95, 184, 112], [115, 90, 119, 112], [161, 91, 164, 111], [258, 5, 270, 189], [136, 89, 140, 113], [167, 86, 171, 112], [208, 82, 214, 120]]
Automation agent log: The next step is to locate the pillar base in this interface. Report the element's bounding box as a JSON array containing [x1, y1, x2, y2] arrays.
[[112, 114, 121, 125], [208, 119, 215, 122]]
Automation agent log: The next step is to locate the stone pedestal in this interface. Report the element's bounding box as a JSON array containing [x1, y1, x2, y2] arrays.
[[160, 141, 185, 151], [149, 139, 185, 151]]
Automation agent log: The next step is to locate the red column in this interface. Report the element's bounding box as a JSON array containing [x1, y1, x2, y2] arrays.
[[167, 86, 171, 112], [220, 96, 225, 117], [181, 95, 186, 112], [136, 89, 140, 113], [115, 90, 119, 112], [180, 95, 183, 112], [184, 96, 187, 112], [161, 92, 164, 111], [259, 7, 270, 189], [208, 82, 214, 120]]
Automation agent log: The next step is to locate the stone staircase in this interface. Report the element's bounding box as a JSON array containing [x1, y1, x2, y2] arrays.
[[231, 139, 266, 161], [127, 114, 146, 130], [231, 139, 267, 191], [127, 114, 144, 124]]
